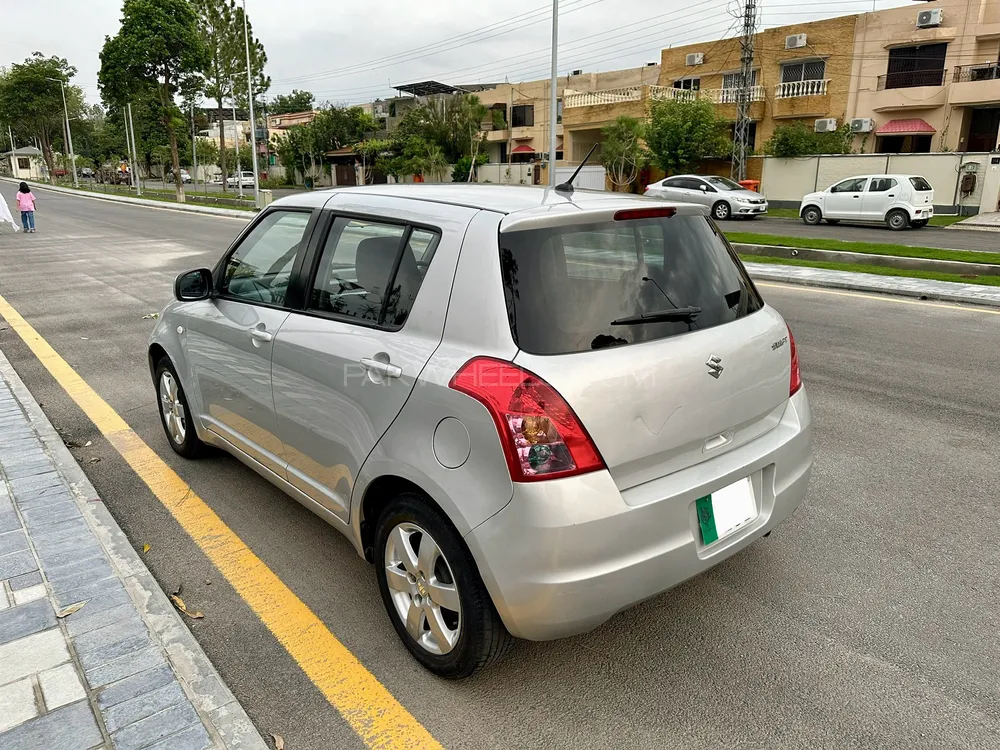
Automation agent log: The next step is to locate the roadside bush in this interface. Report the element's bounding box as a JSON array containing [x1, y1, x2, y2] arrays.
[[260, 176, 292, 190]]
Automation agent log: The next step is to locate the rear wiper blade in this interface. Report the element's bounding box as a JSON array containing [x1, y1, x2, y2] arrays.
[[611, 307, 702, 325]]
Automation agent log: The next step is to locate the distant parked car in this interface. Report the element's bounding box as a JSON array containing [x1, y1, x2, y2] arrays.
[[644, 175, 768, 220], [79, 167, 95, 179], [799, 175, 934, 230], [226, 171, 255, 188]]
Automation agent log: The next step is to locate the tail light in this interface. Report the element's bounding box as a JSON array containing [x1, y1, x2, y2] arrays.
[[788, 324, 802, 396], [449, 357, 605, 482]]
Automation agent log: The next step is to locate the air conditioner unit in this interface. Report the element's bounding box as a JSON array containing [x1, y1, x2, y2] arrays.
[[785, 34, 807, 50], [850, 117, 875, 133], [815, 118, 839, 133], [686, 53, 704, 66], [571, 69, 583, 76], [916, 8, 943, 28]]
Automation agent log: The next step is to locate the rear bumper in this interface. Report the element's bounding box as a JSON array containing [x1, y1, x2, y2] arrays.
[[465, 388, 813, 641]]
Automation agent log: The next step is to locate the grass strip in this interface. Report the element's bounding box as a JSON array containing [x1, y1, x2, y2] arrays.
[[727, 232, 1000, 266], [741, 254, 1000, 287]]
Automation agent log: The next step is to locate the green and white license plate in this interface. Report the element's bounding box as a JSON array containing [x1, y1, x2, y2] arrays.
[[696, 477, 757, 545]]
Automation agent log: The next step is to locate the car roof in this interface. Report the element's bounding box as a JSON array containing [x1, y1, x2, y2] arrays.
[[270, 183, 671, 216]]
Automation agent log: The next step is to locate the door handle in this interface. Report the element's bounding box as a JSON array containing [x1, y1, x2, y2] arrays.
[[887, 194, 895, 197], [360, 357, 402, 379], [247, 325, 273, 343]]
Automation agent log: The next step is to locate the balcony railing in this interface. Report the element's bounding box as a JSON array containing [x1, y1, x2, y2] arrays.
[[775, 79, 829, 99], [877, 68, 947, 90], [563, 86, 641, 108], [954, 62, 1000, 83], [647, 85, 698, 102], [701, 85, 765, 104]]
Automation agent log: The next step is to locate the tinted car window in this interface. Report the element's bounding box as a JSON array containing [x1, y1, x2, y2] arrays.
[[868, 178, 898, 192], [222, 210, 311, 305], [909, 176, 933, 191], [682, 178, 709, 191], [309, 218, 439, 328], [831, 178, 868, 193], [500, 215, 763, 355], [662, 178, 686, 188]]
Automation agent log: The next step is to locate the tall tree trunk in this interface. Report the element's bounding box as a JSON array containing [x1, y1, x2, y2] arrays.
[[40, 132, 56, 185], [160, 81, 185, 203], [217, 100, 228, 193]]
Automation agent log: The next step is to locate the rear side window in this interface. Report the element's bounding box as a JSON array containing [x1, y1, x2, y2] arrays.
[[868, 178, 897, 192], [308, 218, 439, 328], [500, 215, 763, 354], [909, 176, 932, 191]]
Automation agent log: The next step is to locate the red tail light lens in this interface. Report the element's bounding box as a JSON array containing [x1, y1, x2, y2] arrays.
[[614, 207, 676, 221], [449, 357, 606, 482], [788, 324, 802, 396]]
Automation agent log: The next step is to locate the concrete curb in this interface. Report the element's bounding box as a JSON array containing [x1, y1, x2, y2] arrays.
[[0, 349, 267, 750], [745, 263, 1000, 308], [1, 177, 255, 221]]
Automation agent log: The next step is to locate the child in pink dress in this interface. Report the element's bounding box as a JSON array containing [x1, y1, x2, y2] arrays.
[[16, 182, 36, 233]]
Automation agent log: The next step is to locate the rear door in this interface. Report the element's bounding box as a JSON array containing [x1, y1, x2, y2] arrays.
[[270, 198, 476, 520], [824, 177, 869, 219], [861, 176, 898, 220], [909, 176, 934, 211], [501, 210, 792, 491], [652, 177, 688, 201]]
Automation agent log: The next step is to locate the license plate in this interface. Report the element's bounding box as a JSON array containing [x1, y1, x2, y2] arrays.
[[696, 478, 757, 545]]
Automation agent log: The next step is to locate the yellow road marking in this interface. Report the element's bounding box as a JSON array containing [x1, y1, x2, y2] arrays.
[[0, 293, 441, 750], [757, 281, 1000, 316]]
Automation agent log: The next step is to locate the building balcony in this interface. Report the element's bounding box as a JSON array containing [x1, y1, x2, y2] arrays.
[[511, 126, 534, 140], [775, 79, 829, 99], [564, 86, 643, 108], [485, 128, 510, 142], [646, 85, 698, 103], [869, 69, 947, 111], [951, 63, 1000, 106], [772, 80, 831, 119]]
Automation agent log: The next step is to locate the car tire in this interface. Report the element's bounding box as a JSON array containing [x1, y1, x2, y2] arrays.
[[886, 209, 910, 231], [801, 206, 822, 225], [911, 219, 928, 228], [154, 357, 207, 459], [825, 219, 840, 225], [375, 492, 513, 679], [712, 201, 731, 221]]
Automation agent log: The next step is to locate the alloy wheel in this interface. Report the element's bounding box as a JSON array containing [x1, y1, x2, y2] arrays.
[[159, 371, 186, 445], [384, 522, 462, 655]]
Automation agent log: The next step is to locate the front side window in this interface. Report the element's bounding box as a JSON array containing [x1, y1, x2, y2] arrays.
[[308, 218, 439, 328], [705, 176, 742, 190], [222, 210, 311, 306], [673, 78, 700, 91], [831, 178, 868, 193], [722, 70, 758, 90], [868, 178, 898, 192]]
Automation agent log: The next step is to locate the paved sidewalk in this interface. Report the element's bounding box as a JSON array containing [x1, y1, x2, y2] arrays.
[[0, 351, 266, 750], [745, 261, 1000, 308]]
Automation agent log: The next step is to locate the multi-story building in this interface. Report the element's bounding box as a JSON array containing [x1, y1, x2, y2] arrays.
[[266, 110, 320, 140], [847, 0, 1000, 153]]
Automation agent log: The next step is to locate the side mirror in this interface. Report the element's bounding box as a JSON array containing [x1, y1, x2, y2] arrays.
[[174, 268, 213, 301], [699, 184, 708, 191]]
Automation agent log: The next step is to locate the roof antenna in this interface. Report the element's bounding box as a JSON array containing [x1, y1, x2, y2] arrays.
[[555, 142, 598, 193]]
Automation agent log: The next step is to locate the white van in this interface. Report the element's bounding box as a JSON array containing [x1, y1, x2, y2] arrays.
[[799, 175, 934, 230]]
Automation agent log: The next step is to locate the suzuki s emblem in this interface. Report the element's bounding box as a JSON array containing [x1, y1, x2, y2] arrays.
[[706, 355, 724, 379]]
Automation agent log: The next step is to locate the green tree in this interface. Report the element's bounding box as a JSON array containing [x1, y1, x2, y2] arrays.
[[645, 98, 730, 175], [355, 138, 392, 184], [195, 0, 268, 191], [0, 53, 84, 183], [763, 120, 853, 157], [601, 116, 647, 192], [269, 89, 314, 115], [100, 0, 209, 201]]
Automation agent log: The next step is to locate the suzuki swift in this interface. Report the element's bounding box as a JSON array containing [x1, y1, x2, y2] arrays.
[[149, 184, 813, 678]]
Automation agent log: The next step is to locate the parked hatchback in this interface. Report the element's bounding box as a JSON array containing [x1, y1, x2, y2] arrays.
[[800, 174, 934, 230], [149, 185, 813, 678], [226, 170, 255, 188], [645, 174, 768, 220]]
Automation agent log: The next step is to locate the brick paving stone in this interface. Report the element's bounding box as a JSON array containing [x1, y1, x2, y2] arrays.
[[0, 548, 38, 579], [144, 723, 213, 750], [73, 614, 149, 657], [9, 570, 43, 590], [0, 699, 103, 750], [104, 681, 187, 733], [0, 598, 57, 646], [0, 677, 37, 733], [85, 645, 167, 688], [96, 664, 176, 710], [0, 629, 70, 685], [109, 701, 201, 750], [38, 663, 88, 711], [0, 528, 28, 556]]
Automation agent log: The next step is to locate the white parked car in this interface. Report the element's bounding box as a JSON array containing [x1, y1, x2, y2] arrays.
[[799, 175, 934, 230], [226, 171, 255, 188]]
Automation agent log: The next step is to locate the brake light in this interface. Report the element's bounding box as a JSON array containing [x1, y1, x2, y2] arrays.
[[449, 357, 605, 482], [614, 207, 676, 221], [788, 324, 802, 396]]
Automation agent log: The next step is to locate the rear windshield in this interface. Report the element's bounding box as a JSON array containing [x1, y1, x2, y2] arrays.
[[500, 215, 763, 355], [909, 177, 932, 191]]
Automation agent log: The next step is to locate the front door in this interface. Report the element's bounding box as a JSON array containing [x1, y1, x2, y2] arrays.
[[271, 203, 473, 520], [186, 209, 314, 474], [861, 176, 899, 220], [825, 177, 869, 219]]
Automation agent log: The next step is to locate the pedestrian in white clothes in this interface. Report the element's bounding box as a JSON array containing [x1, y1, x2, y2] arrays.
[[0, 193, 17, 231]]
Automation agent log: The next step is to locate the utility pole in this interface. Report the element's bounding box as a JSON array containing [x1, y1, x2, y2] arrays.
[[231, 84, 244, 199], [243, 0, 261, 205], [191, 102, 198, 188], [731, 0, 758, 182], [549, 0, 559, 187]]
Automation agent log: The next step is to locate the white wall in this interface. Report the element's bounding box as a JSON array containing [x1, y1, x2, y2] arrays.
[[477, 163, 535, 185], [554, 165, 606, 190]]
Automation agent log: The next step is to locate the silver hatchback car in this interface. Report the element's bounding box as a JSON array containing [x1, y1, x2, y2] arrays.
[[149, 184, 812, 678]]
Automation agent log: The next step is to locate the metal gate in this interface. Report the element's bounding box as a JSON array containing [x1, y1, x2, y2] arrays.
[[554, 165, 607, 191]]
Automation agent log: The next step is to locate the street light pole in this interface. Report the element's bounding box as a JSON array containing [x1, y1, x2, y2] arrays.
[[230, 83, 244, 199], [191, 101, 198, 188], [549, 0, 559, 187], [48, 78, 78, 187], [242, 0, 261, 205]]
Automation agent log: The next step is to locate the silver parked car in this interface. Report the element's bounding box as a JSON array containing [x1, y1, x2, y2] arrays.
[[645, 174, 768, 220], [149, 184, 812, 678]]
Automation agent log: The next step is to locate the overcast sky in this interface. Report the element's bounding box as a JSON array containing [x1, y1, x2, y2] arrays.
[[4, 0, 913, 107]]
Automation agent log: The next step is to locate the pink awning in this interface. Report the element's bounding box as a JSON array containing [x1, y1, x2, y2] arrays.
[[511, 144, 535, 154], [875, 118, 936, 135]]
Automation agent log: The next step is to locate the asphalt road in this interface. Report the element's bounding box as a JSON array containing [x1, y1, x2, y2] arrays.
[[1, 185, 998, 749], [732, 215, 1000, 252]]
